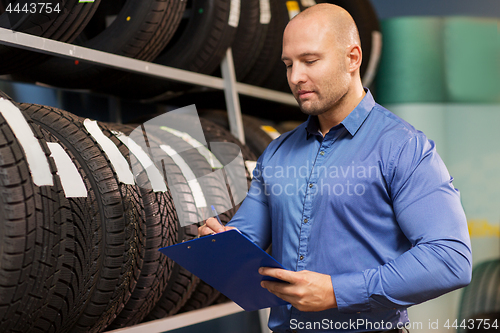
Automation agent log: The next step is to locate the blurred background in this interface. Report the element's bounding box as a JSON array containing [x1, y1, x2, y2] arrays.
[[0, 0, 498, 332]]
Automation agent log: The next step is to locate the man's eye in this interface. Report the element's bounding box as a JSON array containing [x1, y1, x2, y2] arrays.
[[285, 64, 292, 69], [306, 60, 317, 65]]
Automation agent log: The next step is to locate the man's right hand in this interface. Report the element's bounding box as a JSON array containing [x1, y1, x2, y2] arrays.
[[198, 217, 236, 237]]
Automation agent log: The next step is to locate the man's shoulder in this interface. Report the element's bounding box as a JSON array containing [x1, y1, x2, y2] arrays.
[[369, 102, 426, 143]]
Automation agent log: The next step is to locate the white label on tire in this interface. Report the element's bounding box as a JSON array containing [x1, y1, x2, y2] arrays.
[[259, 0, 271, 24], [83, 119, 135, 185], [300, 0, 316, 7], [113, 131, 168, 193], [260, 125, 281, 140], [286, 1, 300, 20], [47, 142, 87, 197], [160, 126, 223, 169], [0, 98, 53, 186], [229, 0, 241, 27], [245, 161, 257, 179], [160, 144, 207, 209]]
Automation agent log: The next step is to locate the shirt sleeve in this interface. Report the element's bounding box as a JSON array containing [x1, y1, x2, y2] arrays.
[[226, 153, 273, 250], [332, 133, 472, 313]]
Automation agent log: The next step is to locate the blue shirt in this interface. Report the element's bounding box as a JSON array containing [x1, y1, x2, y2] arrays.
[[227, 90, 472, 332]]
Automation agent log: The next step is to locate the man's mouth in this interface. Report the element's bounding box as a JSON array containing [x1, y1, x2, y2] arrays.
[[297, 90, 314, 99]]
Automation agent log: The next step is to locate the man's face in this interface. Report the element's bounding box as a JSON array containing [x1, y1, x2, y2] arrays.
[[282, 18, 350, 116]]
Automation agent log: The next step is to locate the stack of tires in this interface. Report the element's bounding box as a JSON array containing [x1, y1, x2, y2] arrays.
[[2, 0, 380, 98], [0, 92, 257, 332]]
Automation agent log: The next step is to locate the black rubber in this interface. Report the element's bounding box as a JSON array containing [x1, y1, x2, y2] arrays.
[[232, 0, 269, 81], [145, 124, 236, 224], [457, 259, 500, 333], [0, 0, 101, 74], [242, 0, 289, 87], [21, 0, 187, 90], [177, 117, 257, 312], [20, 104, 146, 333], [100, 122, 179, 329], [109, 0, 238, 100], [126, 124, 205, 320], [144, 224, 200, 320], [0, 110, 70, 332], [260, 0, 293, 91], [30, 124, 95, 333], [134, 118, 243, 318], [199, 109, 280, 158]]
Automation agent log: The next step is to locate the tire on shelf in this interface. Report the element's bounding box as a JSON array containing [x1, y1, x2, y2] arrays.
[[231, 0, 269, 81], [457, 259, 500, 333], [107, 0, 239, 100], [0, 0, 101, 74], [0, 107, 71, 332], [199, 109, 281, 158], [125, 125, 209, 321], [178, 117, 257, 312], [136, 114, 253, 317], [146, 124, 237, 224], [99, 122, 179, 329], [260, 0, 297, 91], [241, 0, 288, 87], [20, 0, 187, 89], [144, 226, 200, 321], [29, 124, 95, 333], [20, 103, 146, 333]]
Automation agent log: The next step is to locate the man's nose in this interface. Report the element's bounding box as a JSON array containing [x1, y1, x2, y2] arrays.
[[288, 65, 307, 86]]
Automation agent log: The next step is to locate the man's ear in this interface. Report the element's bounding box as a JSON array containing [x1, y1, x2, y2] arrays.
[[347, 44, 362, 73]]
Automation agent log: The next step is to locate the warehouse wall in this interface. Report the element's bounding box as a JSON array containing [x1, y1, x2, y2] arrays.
[[370, 0, 500, 19], [375, 1, 500, 330]]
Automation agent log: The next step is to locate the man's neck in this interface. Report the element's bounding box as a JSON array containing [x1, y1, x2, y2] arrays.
[[318, 84, 365, 136]]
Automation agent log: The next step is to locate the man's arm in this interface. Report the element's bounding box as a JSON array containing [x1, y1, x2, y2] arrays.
[[332, 134, 472, 312], [199, 155, 273, 249]]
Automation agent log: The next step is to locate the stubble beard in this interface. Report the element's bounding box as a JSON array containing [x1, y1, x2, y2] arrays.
[[297, 88, 348, 116], [297, 71, 350, 117]]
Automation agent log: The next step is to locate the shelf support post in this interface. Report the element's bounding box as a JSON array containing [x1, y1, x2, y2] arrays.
[[221, 48, 245, 144]]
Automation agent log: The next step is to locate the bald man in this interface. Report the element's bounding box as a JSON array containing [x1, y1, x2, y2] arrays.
[[200, 4, 471, 333]]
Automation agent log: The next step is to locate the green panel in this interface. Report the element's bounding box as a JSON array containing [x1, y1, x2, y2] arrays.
[[443, 17, 500, 103], [372, 103, 500, 332], [389, 103, 500, 266], [376, 17, 446, 104]]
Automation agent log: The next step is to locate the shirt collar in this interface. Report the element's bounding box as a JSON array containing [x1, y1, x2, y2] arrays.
[[305, 88, 375, 138]]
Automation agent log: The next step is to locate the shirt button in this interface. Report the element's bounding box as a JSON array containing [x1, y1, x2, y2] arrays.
[[303, 218, 308, 223], [300, 255, 304, 260], [320, 151, 325, 156], [309, 183, 313, 188]]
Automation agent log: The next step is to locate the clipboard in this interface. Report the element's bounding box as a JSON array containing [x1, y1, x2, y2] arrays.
[[159, 229, 289, 311]]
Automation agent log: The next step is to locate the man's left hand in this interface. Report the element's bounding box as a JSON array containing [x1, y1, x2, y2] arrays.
[[259, 268, 337, 312]]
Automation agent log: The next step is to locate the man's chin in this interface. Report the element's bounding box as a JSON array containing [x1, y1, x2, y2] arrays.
[[299, 105, 326, 116]]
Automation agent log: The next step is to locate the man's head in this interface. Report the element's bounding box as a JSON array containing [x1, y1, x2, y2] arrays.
[[282, 4, 363, 117]]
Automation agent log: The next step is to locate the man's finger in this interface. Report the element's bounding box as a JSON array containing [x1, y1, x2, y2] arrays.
[[198, 219, 237, 237], [259, 267, 296, 283], [205, 217, 225, 233]]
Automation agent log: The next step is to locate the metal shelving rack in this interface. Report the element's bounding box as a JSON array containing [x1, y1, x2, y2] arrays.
[[0, 27, 297, 143], [0, 26, 295, 333]]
